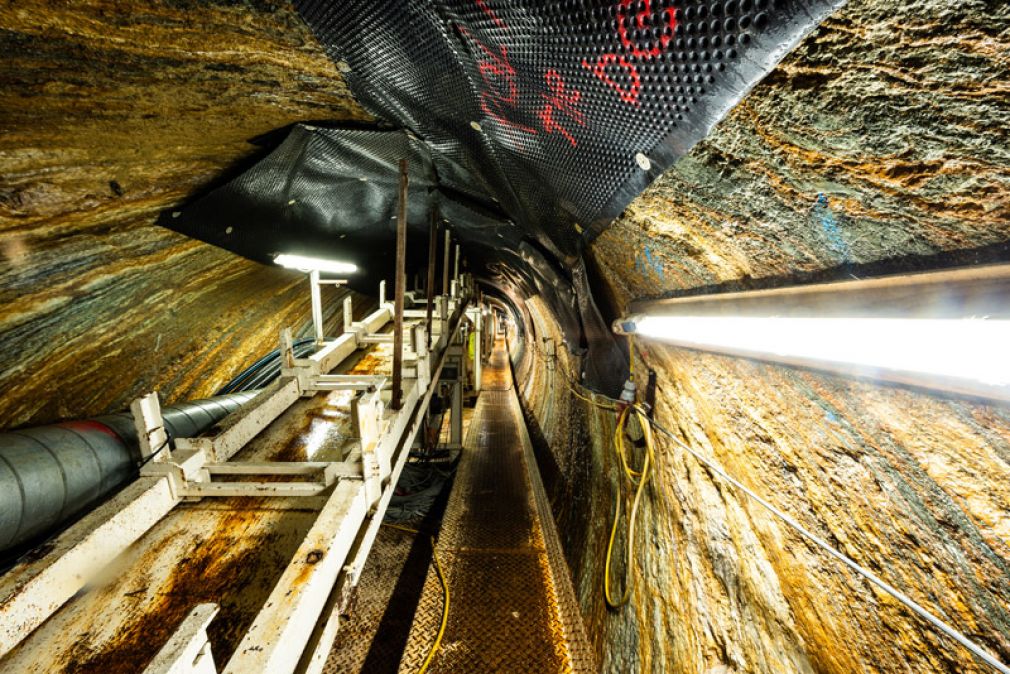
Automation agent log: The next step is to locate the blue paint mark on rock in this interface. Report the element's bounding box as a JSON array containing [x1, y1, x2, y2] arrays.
[[636, 245, 665, 280], [813, 193, 849, 258]]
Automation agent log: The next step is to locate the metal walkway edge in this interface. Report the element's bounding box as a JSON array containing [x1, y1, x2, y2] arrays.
[[397, 340, 595, 673]]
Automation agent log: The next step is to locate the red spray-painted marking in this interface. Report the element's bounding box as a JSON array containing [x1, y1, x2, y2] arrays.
[[581, 53, 641, 106], [617, 0, 676, 57], [583, 0, 677, 106], [471, 38, 539, 135], [464, 0, 587, 147], [537, 69, 585, 147], [475, 0, 508, 30]]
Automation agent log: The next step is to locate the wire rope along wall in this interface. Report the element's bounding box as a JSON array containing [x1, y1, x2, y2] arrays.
[[647, 417, 1010, 674], [563, 362, 1010, 674]]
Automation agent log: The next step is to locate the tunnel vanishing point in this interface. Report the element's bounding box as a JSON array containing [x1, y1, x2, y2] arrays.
[[1, 1, 1009, 673]]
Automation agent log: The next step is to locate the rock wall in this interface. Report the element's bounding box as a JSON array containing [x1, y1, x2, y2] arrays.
[[592, 0, 1009, 300], [0, 1, 369, 429], [541, 0, 1010, 671]]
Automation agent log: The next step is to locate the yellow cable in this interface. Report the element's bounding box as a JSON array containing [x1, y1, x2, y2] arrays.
[[420, 536, 449, 674], [568, 380, 619, 411], [381, 524, 450, 674], [604, 404, 655, 610]]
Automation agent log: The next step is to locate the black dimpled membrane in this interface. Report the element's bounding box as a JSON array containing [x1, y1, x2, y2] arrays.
[[295, 0, 843, 258], [163, 0, 841, 392]]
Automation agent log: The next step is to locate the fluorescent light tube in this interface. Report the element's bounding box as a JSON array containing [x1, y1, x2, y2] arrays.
[[633, 315, 1010, 388], [274, 254, 357, 274]]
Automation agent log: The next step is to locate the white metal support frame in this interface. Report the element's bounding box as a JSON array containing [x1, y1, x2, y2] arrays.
[[144, 604, 220, 674], [0, 272, 476, 674], [309, 270, 348, 346], [131, 392, 169, 462], [466, 305, 484, 393]]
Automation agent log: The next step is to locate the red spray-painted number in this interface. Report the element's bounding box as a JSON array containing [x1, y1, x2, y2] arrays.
[[581, 53, 642, 106], [617, 0, 676, 57], [583, 0, 677, 106]]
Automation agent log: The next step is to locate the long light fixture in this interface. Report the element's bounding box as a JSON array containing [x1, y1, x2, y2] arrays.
[[616, 264, 1010, 402], [631, 315, 1010, 385], [274, 253, 357, 275]]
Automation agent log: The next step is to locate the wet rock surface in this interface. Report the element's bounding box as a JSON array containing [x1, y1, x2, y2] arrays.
[[567, 0, 1010, 671], [0, 0, 369, 428], [591, 0, 1009, 301]]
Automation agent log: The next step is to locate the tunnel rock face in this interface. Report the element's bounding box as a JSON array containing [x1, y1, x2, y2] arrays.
[[591, 0, 1010, 301], [0, 1, 369, 428], [513, 0, 1010, 671], [0, 0, 1008, 673]]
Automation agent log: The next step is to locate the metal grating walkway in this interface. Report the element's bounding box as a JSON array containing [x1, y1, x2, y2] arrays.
[[396, 340, 595, 673]]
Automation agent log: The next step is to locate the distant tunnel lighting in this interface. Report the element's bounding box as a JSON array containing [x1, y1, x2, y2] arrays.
[[631, 316, 1010, 388], [274, 254, 357, 275]]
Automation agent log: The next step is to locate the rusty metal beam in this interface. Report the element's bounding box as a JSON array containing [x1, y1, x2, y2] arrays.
[[391, 158, 408, 410], [426, 203, 438, 349], [442, 228, 450, 297]]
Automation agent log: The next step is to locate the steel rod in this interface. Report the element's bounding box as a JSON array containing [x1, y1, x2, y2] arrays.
[[392, 159, 408, 410], [442, 229, 450, 297], [310, 269, 324, 346], [453, 243, 460, 285], [426, 203, 438, 349]]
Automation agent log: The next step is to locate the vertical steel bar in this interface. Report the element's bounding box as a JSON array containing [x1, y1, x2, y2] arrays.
[[450, 379, 463, 447], [442, 229, 450, 296], [645, 369, 658, 419], [392, 159, 408, 410], [426, 203, 438, 349], [453, 243, 460, 285], [310, 269, 324, 346], [343, 296, 353, 334], [474, 309, 482, 392]]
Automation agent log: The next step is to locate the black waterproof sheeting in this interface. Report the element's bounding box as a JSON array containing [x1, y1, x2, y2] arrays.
[[292, 0, 843, 256], [164, 0, 843, 390]]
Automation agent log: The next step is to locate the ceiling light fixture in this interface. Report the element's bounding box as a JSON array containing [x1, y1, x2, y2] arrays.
[[274, 254, 357, 275]]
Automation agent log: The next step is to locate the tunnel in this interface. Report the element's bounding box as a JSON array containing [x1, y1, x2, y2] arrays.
[[1, 0, 1009, 672]]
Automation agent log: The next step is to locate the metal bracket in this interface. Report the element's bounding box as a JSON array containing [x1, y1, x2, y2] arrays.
[[144, 603, 220, 674], [131, 392, 170, 463]]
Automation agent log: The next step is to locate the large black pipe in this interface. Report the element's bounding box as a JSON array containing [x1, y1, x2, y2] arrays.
[[0, 390, 258, 555]]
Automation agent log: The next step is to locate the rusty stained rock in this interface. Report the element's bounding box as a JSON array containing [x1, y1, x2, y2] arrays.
[[545, 0, 1010, 671], [590, 0, 1010, 305], [0, 0, 370, 429]]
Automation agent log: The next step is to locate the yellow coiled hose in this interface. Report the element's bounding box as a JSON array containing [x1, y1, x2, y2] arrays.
[[604, 402, 656, 609]]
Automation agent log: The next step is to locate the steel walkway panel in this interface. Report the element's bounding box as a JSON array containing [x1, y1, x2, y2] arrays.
[[396, 341, 595, 673]]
